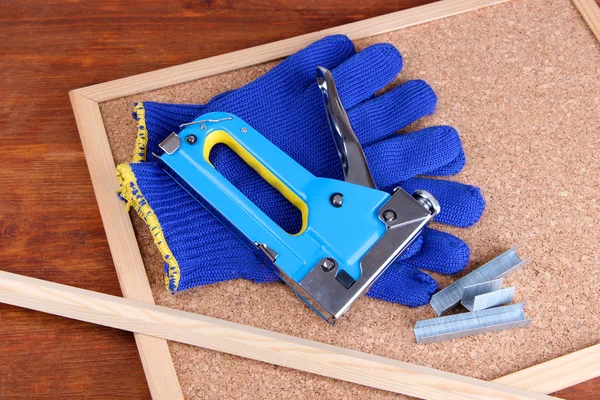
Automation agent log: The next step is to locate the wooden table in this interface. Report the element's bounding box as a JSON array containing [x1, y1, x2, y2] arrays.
[[0, 1, 597, 398]]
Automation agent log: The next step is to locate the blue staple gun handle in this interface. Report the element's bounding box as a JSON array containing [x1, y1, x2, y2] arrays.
[[158, 67, 439, 324]]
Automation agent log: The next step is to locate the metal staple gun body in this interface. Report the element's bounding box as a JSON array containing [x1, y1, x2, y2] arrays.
[[157, 67, 439, 324]]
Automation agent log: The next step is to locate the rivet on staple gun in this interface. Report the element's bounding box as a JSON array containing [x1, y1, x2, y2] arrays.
[[156, 67, 440, 324]]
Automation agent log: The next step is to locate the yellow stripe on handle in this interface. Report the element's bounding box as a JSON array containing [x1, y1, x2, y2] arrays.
[[203, 129, 309, 235]]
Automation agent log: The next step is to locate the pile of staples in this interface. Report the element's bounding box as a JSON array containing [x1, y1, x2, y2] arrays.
[[415, 247, 531, 344]]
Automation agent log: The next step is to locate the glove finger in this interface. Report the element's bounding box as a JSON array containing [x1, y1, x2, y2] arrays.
[[398, 234, 423, 261], [348, 80, 437, 146], [364, 125, 463, 189], [367, 228, 470, 306], [263, 34, 355, 92], [309, 43, 403, 109], [426, 150, 465, 177], [366, 263, 438, 307], [402, 227, 470, 275], [400, 177, 485, 227]]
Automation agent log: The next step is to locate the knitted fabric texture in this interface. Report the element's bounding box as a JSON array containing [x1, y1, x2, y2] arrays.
[[121, 35, 485, 307]]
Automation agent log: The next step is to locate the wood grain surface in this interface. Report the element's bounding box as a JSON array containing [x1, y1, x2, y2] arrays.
[[0, 1, 598, 398], [0, 270, 556, 400]]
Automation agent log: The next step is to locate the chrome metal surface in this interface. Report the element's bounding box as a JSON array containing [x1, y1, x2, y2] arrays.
[[330, 193, 343, 207], [429, 247, 529, 316], [320, 258, 336, 272], [383, 210, 397, 222], [185, 134, 197, 145], [298, 187, 436, 323], [316, 66, 376, 189], [460, 278, 505, 311], [466, 287, 515, 311], [179, 117, 233, 128], [412, 190, 441, 216], [414, 303, 531, 344], [254, 242, 278, 263], [158, 132, 181, 155]]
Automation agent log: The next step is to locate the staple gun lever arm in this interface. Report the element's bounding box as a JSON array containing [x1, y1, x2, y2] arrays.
[[316, 66, 376, 189]]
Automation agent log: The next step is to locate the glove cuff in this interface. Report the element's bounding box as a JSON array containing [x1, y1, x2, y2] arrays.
[[132, 102, 149, 162], [116, 163, 181, 292]]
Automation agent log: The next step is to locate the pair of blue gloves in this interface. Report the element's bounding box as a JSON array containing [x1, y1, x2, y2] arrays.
[[116, 35, 485, 307]]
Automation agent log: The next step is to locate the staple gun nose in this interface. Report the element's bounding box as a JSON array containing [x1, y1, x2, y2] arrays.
[[158, 67, 439, 324]]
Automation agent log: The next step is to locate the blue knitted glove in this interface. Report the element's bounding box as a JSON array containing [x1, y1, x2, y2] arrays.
[[117, 35, 485, 307]]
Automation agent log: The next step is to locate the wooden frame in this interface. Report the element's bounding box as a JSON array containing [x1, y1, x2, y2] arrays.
[[68, 0, 600, 398], [0, 270, 556, 400]]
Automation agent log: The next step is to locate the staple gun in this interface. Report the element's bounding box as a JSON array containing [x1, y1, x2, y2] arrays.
[[157, 67, 439, 324]]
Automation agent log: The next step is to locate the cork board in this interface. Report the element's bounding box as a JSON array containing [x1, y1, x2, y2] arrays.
[[99, 0, 600, 398]]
